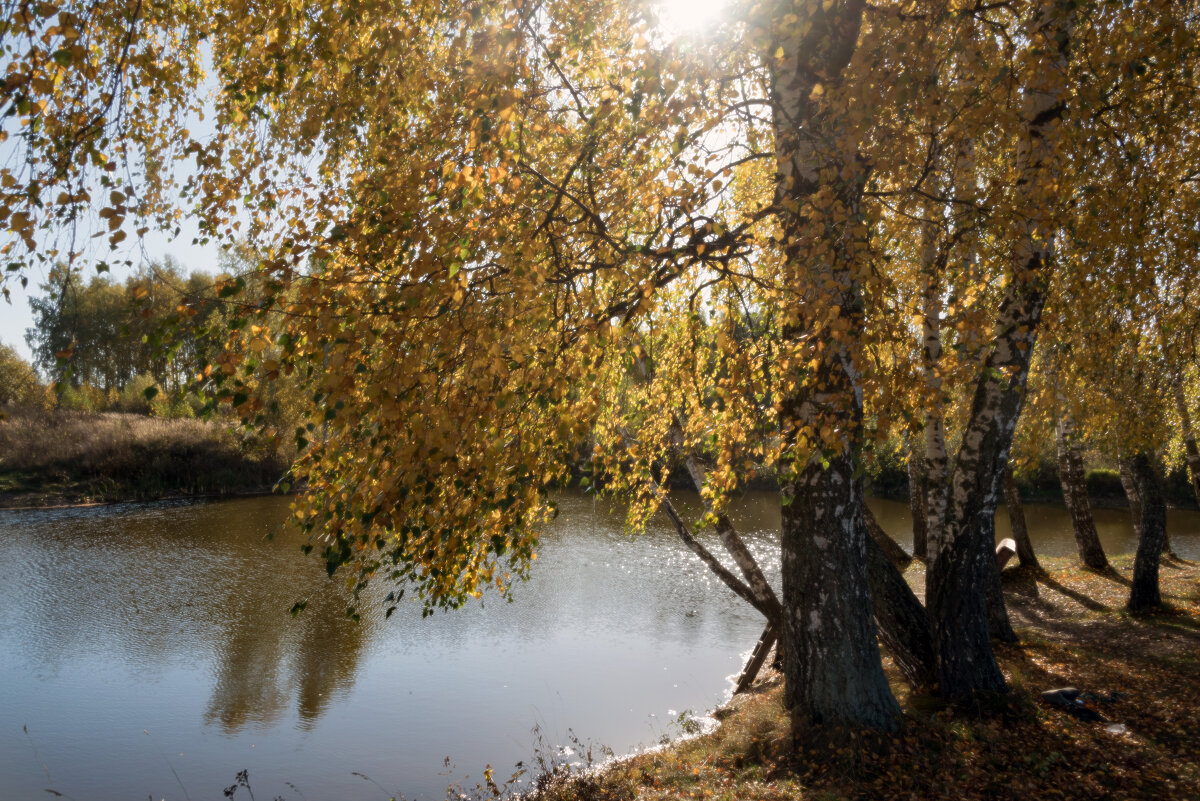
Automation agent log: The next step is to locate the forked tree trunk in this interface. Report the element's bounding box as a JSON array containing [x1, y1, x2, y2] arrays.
[[1173, 376, 1200, 506], [772, 0, 899, 732], [1056, 415, 1108, 570], [1127, 452, 1167, 613], [1002, 467, 1040, 570], [927, 0, 1076, 703], [908, 436, 929, 561]]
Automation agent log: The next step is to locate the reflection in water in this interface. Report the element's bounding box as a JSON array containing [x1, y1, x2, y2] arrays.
[[0, 492, 1197, 801], [291, 591, 366, 728], [202, 585, 366, 733]]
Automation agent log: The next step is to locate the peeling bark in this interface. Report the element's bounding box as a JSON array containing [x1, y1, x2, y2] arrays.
[[927, 0, 1076, 703], [1127, 452, 1167, 613], [1056, 415, 1108, 570], [1002, 467, 1040, 570], [771, 0, 899, 732]]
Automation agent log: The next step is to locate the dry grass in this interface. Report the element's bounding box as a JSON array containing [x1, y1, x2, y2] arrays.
[[530, 556, 1200, 801], [0, 407, 286, 506]]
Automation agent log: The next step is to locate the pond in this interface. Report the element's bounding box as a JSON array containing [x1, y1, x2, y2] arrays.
[[1, 491, 1197, 800]]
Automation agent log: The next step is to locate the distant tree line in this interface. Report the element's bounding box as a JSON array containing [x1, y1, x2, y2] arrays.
[[23, 257, 223, 415]]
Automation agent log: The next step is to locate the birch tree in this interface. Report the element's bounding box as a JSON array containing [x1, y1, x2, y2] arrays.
[[5, 0, 1200, 734]]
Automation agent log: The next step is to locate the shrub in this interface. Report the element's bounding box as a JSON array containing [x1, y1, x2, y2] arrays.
[[0, 342, 43, 406], [113, 374, 161, 414]]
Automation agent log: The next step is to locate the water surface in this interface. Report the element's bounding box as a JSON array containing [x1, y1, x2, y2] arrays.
[[1, 492, 1196, 800]]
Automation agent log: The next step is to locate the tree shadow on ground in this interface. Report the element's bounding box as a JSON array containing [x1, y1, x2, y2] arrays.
[[1031, 573, 1110, 613], [1090, 566, 1131, 587]]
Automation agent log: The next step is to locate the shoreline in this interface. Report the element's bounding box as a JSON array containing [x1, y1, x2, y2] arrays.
[[0, 486, 286, 512], [531, 554, 1200, 801]]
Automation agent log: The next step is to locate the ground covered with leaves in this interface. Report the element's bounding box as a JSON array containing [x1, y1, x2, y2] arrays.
[[532, 555, 1200, 801]]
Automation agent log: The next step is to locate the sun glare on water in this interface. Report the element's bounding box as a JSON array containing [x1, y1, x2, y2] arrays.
[[657, 0, 731, 36]]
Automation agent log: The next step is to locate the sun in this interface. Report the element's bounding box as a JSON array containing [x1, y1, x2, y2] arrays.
[[657, 0, 731, 36]]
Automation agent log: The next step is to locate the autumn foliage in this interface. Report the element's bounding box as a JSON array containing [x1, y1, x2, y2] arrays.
[[4, 0, 1200, 737]]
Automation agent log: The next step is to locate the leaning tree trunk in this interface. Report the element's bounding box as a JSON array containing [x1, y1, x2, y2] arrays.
[[768, 0, 899, 734], [1056, 415, 1109, 570], [1002, 467, 1040, 570], [681, 449, 782, 617], [1174, 375, 1200, 506], [927, 0, 1076, 703], [1127, 452, 1167, 613], [863, 521, 936, 690], [907, 436, 930, 561], [865, 503, 913, 570], [666, 433, 933, 694]]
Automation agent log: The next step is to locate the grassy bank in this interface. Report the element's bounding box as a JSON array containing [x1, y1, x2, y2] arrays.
[[0, 407, 287, 507], [533, 555, 1200, 801]]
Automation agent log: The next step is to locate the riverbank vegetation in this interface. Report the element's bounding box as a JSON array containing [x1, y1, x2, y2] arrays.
[[0, 406, 287, 507], [0, 255, 301, 506], [5, 0, 1200, 783]]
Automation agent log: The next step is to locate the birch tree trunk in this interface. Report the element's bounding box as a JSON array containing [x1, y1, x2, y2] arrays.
[[1127, 452, 1167, 613], [1056, 415, 1108, 570], [1120, 455, 1174, 558], [771, 0, 899, 732], [927, 0, 1076, 703], [921, 233, 949, 563], [1002, 467, 1040, 570], [1119, 457, 1143, 538]]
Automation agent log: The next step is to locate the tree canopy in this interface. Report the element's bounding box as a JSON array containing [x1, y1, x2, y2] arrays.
[[4, 0, 1200, 734]]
